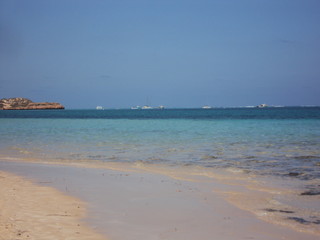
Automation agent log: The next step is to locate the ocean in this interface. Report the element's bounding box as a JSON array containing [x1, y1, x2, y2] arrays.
[[1, 107, 320, 233], [1, 107, 319, 179]]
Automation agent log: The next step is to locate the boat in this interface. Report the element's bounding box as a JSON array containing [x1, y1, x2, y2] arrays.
[[131, 106, 141, 110], [256, 104, 268, 108], [141, 105, 153, 109], [202, 105, 212, 109], [96, 106, 104, 110]]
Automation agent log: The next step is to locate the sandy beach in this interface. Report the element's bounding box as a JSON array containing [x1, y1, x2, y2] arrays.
[[0, 169, 107, 240], [0, 159, 319, 240]]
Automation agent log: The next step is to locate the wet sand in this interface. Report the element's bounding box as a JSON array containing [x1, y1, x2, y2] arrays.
[[0, 159, 319, 240]]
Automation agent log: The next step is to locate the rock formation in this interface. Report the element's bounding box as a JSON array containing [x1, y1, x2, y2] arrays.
[[0, 98, 65, 110]]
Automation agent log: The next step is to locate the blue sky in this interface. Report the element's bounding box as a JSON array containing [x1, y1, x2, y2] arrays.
[[0, 0, 319, 108]]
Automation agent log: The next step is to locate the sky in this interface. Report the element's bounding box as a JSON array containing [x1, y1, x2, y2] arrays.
[[0, 0, 319, 109]]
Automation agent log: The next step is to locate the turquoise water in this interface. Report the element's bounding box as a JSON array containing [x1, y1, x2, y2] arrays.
[[1, 107, 319, 180]]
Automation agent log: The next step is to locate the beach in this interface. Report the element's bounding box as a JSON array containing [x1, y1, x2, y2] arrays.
[[0, 168, 107, 240], [0, 159, 319, 240]]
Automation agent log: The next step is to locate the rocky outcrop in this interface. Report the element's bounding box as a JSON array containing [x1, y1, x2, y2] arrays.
[[0, 98, 65, 110]]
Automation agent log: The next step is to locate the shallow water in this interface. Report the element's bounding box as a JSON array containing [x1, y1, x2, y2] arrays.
[[1, 108, 319, 180], [0, 160, 319, 239]]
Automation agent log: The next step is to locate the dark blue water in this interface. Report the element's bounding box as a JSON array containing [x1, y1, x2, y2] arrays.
[[1, 107, 320, 119]]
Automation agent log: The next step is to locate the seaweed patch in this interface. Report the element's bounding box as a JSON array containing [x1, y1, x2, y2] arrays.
[[288, 172, 301, 177], [313, 220, 320, 225], [287, 217, 310, 224], [264, 208, 295, 214], [300, 190, 320, 196]]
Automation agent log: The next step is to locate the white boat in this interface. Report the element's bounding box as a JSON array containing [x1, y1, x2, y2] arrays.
[[256, 104, 268, 108], [96, 106, 104, 110], [131, 106, 141, 110], [141, 105, 153, 109], [202, 105, 212, 109]]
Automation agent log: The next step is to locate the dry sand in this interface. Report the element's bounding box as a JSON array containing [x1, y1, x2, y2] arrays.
[[0, 170, 107, 240]]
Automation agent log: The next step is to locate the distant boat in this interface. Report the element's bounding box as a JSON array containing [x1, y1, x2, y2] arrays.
[[141, 105, 153, 109], [157, 105, 165, 109], [202, 105, 212, 109], [256, 104, 268, 108], [131, 106, 141, 110], [96, 106, 104, 110]]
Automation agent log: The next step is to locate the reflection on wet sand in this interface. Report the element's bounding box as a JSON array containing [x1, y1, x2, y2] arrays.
[[0, 158, 319, 239]]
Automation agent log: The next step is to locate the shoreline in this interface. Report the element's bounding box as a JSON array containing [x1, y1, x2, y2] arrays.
[[0, 158, 319, 240]]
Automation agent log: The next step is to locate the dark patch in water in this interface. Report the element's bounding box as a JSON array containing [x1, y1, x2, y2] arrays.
[[264, 208, 295, 214], [88, 155, 107, 159], [183, 163, 193, 167], [278, 210, 295, 214], [313, 220, 320, 224], [288, 217, 310, 224], [288, 172, 301, 177], [300, 190, 320, 196], [201, 155, 218, 159], [294, 155, 318, 160], [264, 208, 277, 212], [288, 217, 320, 225]]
